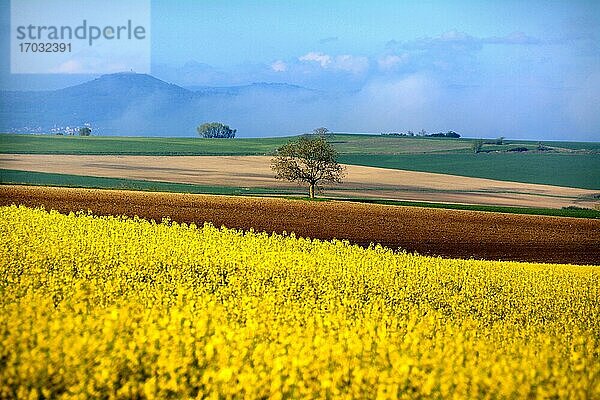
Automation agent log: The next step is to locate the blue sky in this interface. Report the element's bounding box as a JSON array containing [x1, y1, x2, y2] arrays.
[[1, 0, 599, 140]]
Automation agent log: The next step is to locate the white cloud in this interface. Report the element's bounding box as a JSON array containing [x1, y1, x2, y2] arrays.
[[299, 52, 369, 74], [328, 74, 441, 132], [359, 74, 438, 110], [299, 52, 332, 67], [378, 54, 409, 71], [334, 55, 369, 74], [271, 60, 287, 72]]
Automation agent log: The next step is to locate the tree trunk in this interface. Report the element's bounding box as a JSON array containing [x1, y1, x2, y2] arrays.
[[309, 183, 315, 198]]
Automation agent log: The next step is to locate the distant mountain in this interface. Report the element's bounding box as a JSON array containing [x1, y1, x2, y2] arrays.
[[0, 73, 324, 136], [61, 73, 192, 96]]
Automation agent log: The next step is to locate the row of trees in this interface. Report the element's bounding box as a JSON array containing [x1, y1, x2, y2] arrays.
[[51, 125, 92, 136], [382, 130, 460, 138], [196, 123, 333, 139]]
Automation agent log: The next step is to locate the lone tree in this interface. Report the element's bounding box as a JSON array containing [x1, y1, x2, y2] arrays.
[[472, 139, 484, 153], [197, 122, 236, 138], [312, 127, 330, 136], [78, 127, 91, 136], [271, 135, 344, 198]]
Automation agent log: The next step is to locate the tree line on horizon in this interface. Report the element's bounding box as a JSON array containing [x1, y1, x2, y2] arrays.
[[382, 129, 461, 138]]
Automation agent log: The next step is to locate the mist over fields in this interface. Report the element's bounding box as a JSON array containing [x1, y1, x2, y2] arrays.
[[1, 1, 599, 141], [1, 71, 598, 140], [0, 73, 325, 137]]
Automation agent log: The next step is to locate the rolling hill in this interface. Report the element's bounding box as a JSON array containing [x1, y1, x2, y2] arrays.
[[0, 73, 320, 136]]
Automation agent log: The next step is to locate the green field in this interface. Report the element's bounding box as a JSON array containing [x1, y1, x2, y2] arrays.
[[0, 169, 299, 196], [1, 133, 599, 189], [0, 134, 288, 156], [0, 133, 481, 155], [3, 133, 599, 155], [339, 153, 600, 190], [3, 169, 599, 219]]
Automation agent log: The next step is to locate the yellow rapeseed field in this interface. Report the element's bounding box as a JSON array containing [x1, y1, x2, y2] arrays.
[[1, 205, 599, 399]]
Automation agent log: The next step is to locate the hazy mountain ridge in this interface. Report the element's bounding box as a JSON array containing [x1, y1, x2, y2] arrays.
[[0, 73, 324, 137]]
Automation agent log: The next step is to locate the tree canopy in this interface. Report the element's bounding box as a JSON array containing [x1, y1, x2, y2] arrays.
[[79, 127, 91, 136], [312, 127, 330, 136], [271, 135, 344, 198], [197, 122, 236, 138]]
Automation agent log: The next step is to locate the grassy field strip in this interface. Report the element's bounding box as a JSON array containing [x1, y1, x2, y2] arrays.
[[2, 173, 600, 219], [339, 153, 600, 190], [2, 134, 598, 190], [0, 133, 474, 155], [0, 169, 300, 196], [1, 154, 596, 209], [3, 133, 599, 155]]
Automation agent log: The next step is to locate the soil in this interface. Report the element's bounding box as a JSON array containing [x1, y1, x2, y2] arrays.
[[2, 185, 599, 265]]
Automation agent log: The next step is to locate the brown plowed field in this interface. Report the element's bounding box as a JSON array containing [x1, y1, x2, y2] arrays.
[[2, 185, 599, 265]]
